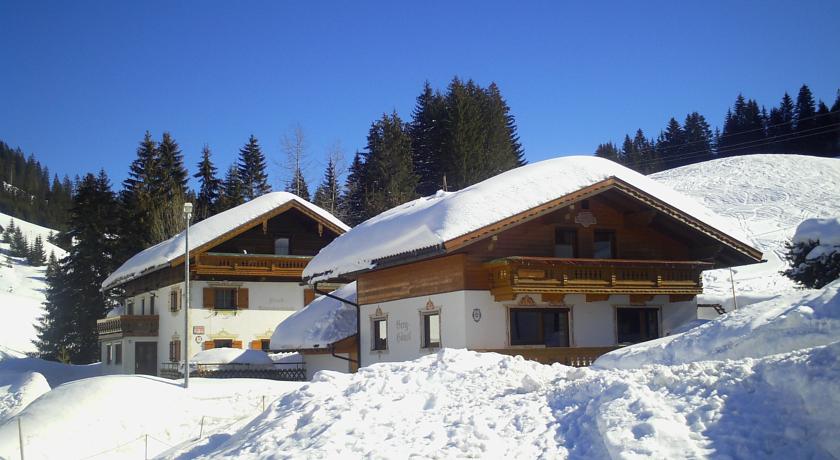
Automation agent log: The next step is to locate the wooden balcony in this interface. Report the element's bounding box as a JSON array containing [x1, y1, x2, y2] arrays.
[[96, 315, 159, 338], [474, 346, 619, 367], [192, 252, 312, 278], [484, 257, 712, 301]]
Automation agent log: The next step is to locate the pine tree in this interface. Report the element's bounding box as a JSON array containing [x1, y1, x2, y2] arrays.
[[3, 219, 14, 243], [194, 145, 221, 220], [27, 235, 46, 266], [657, 118, 685, 169], [362, 112, 418, 218], [793, 84, 818, 153], [313, 157, 342, 215], [11, 227, 27, 258], [681, 112, 713, 166], [36, 171, 120, 363], [341, 152, 367, 226], [218, 165, 245, 211], [34, 251, 73, 360], [594, 142, 621, 163], [118, 132, 158, 259], [238, 135, 271, 201], [410, 82, 447, 196], [285, 170, 311, 201], [156, 132, 189, 198], [783, 240, 840, 289], [813, 100, 837, 156], [767, 92, 795, 153]]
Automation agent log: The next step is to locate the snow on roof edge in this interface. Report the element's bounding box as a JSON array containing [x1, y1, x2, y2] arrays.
[[102, 192, 349, 291]]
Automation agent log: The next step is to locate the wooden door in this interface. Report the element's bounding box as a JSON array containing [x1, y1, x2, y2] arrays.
[[135, 342, 158, 376]]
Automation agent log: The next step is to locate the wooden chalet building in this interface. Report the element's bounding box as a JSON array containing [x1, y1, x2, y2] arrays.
[[302, 156, 763, 367], [97, 192, 348, 376]]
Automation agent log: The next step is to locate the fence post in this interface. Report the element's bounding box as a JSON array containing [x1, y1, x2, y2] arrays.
[[18, 417, 24, 460], [199, 415, 205, 440], [145, 434, 148, 460], [261, 395, 265, 412]]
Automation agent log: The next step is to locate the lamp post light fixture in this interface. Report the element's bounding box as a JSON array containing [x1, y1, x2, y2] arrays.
[[183, 202, 193, 389]]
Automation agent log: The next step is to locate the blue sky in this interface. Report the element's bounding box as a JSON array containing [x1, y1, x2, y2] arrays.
[[1, 1, 838, 188]]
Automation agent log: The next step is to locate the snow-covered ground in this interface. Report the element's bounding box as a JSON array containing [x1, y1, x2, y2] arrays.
[[651, 154, 840, 309], [0, 213, 66, 355]]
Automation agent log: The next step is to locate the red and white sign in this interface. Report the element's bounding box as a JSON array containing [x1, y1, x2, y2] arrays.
[[193, 326, 205, 335]]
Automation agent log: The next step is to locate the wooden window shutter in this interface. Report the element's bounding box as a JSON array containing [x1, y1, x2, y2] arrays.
[[203, 288, 214, 309], [203, 341, 215, 350], [304, 288, 315, 306], [237, 288, 249, 309], [232, 340, 243, 349], [250, 340, 262, 350]]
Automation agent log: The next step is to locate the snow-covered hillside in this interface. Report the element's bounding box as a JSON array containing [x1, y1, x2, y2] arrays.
[[0, 213, 66, 355], [651, 154, 840, 309]]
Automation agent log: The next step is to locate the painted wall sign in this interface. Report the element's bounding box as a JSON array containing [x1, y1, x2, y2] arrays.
[[395, 320, 411, 343], [574, 211, 597, 227], [195, 336, 204, 343], [193, 326, 205, 334]]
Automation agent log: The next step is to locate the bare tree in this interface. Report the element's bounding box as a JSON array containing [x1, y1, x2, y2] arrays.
[[280, 124, 311, 199]]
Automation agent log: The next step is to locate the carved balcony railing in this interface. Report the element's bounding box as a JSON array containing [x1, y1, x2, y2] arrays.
[[192, 253, 312, 278], [96, 315, 159, 338], [484, 257, 713, 301]]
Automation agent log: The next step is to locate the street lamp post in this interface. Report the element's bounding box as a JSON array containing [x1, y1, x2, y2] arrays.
[[183, 202, 193, 389]]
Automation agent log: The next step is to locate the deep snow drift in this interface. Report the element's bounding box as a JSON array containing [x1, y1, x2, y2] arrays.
[[270, 282, 357, 350], [651, 154, 840, 308]]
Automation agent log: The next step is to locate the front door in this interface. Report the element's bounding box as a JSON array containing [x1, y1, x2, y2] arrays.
[[135, 342, 157, 375]]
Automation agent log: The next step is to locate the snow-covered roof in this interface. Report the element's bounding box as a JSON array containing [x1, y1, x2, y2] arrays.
[[270, 282, 357, 351], [304, 155, 758, 282], [102, 192, 349, 290]]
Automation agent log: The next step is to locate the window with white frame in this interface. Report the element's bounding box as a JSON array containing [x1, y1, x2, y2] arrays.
[[421, 311, 441, 349]]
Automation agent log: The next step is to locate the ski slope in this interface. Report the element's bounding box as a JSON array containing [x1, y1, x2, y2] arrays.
[[0, 213, 66, 355], [651, 154, 840, 309]]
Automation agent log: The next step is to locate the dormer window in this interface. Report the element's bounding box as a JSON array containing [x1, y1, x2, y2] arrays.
[[274, 238, 290, 255]]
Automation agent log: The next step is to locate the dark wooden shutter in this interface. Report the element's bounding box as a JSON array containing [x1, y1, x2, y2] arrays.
[[203, 341, 215, 350], [232, 340, 243, 349], [237, 288, 249, 309], [304, 288, 315, 306], [250, 340, 262, 350], [203, 288, 214, 309]]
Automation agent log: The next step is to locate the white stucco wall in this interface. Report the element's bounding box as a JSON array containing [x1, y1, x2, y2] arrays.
[[304, 353, 353, 380], [359, 290, 698, 365], [100, 337, 158, 375]]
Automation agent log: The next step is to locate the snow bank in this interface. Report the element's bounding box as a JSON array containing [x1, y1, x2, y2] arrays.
[[305, 156, 753, 282], [0, 211, 67, 259], [0, 354, 100, 387], [0, 371, 50, 423], [190, 343, 840, 459], [102, 192, 349, 290], [652, 154, 840, 308], [0, 376, 304, 460], [190, 348, 273, 365], [595, 279, 840, 369], [270, 282, 357, 350], [792, 217, 840, 260]]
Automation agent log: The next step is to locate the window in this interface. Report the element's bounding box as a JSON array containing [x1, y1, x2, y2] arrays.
[[274, 238, 290, 255], [141, 298, 146, 315], [510, 308, 570, 347], [372, 318, 387, 351], [261, 339, 271, 352], [114, 343, 122, 365], [554, 229, 578, 258], [150, 295, 155, 316], [616, 308, 659, 344], [421, 312, 441, 349], [105, 344, 112, 364], [593, 230, 616, 259], [214, 288, 237, 310], [170, 289, 180, 312], [169, 340, 181, 362], [127, 300, 134, 316], [214, 339, 234, 348]]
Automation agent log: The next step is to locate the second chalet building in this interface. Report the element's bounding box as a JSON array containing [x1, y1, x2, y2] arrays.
[[299, 156, 763, 368], [97, 192, 348, 376]]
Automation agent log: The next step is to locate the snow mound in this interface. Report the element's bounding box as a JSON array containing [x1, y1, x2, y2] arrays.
[[0, 375, 304, 460], [191, 348, 273, 365], [102, 192, 349, 290], [305, 155, 754, 282], [651, 154, 840, 308], [793, 217, 840, 260], [0, 371, 50, 423], [0, 354, 100, 387], [191, 343, 840, 459], [595, 279, 840, 369], [270, 282, 357, 350]]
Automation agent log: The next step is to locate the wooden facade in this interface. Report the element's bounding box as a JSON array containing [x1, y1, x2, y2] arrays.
[[96, 315, 159, 340]]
